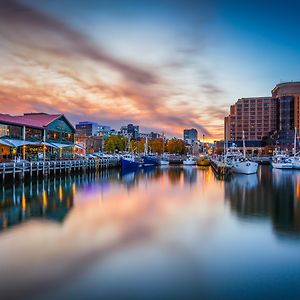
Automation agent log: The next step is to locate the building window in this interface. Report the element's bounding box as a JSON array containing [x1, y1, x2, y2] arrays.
[[25, 127, 43, 141], [0, 124, 22, 139], [47, 130, 60, 141]]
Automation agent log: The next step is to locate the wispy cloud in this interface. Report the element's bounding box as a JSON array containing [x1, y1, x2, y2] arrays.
[[0, 0, 225, 138]]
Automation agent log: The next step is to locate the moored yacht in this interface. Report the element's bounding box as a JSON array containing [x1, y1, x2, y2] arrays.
[[183, 155, 197, 166], [272, 150, 293, 169], [225, 144, 258, 174]]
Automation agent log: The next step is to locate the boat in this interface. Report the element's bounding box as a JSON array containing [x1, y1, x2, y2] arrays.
[[197, 154, 210, 166], [143, 154, 159, 166], [183, 155, 197, 166], [225, 131, 258, 175], [272, 149, 293, 169], [159, 133, 169, 165], [121, 137, 143, 170], [291, 128, 300, 169], [159, 156, 169, 165], [142, 137, 159, 166], [121, 153, 143, 170]]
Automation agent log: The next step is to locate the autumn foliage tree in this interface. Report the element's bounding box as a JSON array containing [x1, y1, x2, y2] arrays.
[[166, 138, 186, 154]]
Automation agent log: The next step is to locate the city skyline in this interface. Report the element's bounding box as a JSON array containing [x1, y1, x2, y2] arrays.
[[1, 0, 300, 140]]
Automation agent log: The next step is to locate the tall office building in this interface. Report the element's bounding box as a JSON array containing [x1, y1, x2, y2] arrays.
[[75, 121, 99, 136], [120, 124, 139, 139], [184, 128, 198, 144], [224, 97, 277, 141], [224, 82, 300, 145]]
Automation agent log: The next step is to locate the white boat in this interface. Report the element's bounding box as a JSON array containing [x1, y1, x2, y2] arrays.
[[183, 155, 197, 165], [225, 144, 258, 174], [225, 130, 258, 175], [291, 128, 300, 169], [159, 158, 169, 165], [271, 150, 293, 169]]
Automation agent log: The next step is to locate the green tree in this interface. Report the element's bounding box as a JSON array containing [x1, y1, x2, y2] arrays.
[[105, 135, 126, 153]]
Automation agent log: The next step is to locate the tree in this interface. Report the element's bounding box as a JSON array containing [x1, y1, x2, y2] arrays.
[[149, 139, 164, 154], [167, 138, 186, 154], [104, 135, 126, 153]]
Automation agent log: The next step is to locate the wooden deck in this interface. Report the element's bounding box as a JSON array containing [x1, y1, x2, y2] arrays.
[[0, 158, 120, 182]]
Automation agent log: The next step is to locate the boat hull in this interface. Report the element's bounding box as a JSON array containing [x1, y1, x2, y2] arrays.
[[121, 158, 142, 170], [159, 159, 169, 165], [232, 161, 258, 174], [143, 156, 159, 166], [197, 159, 210, 166], [271, 161, 293, 169]]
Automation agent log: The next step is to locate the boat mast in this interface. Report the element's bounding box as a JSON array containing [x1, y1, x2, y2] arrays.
[[294, 127, 297, 156], [144, 136, 148, 156], [242, 130, 246, 158]]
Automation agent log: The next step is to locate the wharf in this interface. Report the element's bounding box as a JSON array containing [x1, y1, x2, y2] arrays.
[[210, 158, 231, 177], [0, 158, 120, 182]]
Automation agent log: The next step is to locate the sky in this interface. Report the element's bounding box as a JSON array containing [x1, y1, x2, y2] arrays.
[[0, 0, 300, 140]]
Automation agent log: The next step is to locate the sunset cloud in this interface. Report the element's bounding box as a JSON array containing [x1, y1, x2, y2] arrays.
[[0, 0, 226, 139]]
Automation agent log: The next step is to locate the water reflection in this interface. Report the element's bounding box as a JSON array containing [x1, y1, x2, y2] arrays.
[[225, 166, 300, 237], [1, 166, 300, 299]]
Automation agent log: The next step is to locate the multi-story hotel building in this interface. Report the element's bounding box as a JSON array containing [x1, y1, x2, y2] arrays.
[[224, 82, 300, 146]]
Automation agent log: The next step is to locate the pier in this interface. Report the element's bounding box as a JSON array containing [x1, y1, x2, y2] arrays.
[[210, 158, 231, 177], [0, 158, 120, 182]]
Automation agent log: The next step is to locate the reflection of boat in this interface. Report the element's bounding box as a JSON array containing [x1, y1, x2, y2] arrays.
[[271, 150, 293, 169], [197, 154, 210, 166], [230, 173, 258, 190], [121, 154, 143, 170], [183, 155, 197, 165]]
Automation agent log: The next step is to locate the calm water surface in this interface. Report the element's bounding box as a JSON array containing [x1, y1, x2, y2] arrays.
[[1, 166, 300, 299]]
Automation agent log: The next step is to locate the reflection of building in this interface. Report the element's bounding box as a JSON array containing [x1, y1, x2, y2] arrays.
[[224, 167, 300, 236], [184, 128, 198, 144], [0, 113, 75, 160], [224, 82, 300, 149]]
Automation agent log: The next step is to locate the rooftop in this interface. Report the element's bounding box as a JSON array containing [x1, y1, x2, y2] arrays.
[[0, 113, 67, 129]]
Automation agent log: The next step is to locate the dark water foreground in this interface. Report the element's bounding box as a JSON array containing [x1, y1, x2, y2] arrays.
[[1, 166, 300, 300]]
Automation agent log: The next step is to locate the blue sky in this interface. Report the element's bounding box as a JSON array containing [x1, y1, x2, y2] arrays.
[[1, 0, 299, 139]]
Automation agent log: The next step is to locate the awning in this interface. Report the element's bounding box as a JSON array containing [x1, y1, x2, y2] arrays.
[[1, 139, 39, 147], [51, 142, 74, 149], [40, 141, 58, 148], [0, 139, 13, 147], [74, 143, 85, 150]]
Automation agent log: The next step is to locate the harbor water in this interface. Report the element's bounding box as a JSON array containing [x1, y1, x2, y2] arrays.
[[1, 166, 300, 299]]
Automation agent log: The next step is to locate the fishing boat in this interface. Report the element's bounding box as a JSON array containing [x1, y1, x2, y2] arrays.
[[183, 155, 197, 166], [225, 131, 258, 175], [197, 154, 210, 166], [121, 153, 143, 170], [271, 150, 293, 169], [121, 137, 143, 170], [142, 137, 159, 166]]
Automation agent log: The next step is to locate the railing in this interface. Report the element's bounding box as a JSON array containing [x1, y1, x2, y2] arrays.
[[0, 158, 120, 182]]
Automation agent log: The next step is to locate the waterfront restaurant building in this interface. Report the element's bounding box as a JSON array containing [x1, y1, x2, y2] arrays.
[[0, 113, 76, 161]]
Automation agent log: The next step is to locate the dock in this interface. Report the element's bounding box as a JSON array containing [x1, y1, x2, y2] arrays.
[[210, 158, 231, 177], [0, 158, 120, 182]]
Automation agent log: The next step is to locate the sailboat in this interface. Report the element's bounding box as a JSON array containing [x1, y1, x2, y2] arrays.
[[271, 149, 293, 169], [226, 131, 258, 174]]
